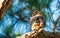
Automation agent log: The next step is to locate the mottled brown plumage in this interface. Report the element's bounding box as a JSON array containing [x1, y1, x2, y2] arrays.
[[30, 9, 46, 31]]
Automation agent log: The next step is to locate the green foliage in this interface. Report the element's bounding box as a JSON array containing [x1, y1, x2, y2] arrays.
[[27, 0, 51, 11], [0, 33, 6, 38], [11, 32, 22, 38], [41, 8, 49, 20], [1, 25, 22, 38], [26, 0, 51, 20], [2, 25, 12, 36], [15, 10, 28, 22], [7, 4, 14, 17], [7, 0, 51, 22]]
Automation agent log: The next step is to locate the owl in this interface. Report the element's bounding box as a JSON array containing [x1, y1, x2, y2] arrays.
[[30, 9, 46, 31]]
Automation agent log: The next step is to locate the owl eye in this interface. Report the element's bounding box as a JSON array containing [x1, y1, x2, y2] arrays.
[[35, 17, 40, 23], [36, 17, 39, 20]]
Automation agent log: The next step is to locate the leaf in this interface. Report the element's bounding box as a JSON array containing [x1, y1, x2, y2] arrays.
[[41, 8, 49, 20]]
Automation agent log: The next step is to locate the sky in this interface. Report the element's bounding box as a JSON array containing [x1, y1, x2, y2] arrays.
[[44, 0, 60, 32]]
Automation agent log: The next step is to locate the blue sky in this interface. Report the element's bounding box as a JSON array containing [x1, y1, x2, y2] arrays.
[[44, 0, 60, 32]]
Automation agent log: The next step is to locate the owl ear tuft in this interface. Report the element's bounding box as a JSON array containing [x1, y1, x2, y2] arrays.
[[32, 9, 42, 16]]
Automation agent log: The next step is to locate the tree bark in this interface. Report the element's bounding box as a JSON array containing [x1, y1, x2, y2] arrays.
[[16, 30, 60, 38], [0, 0, 12, 19]]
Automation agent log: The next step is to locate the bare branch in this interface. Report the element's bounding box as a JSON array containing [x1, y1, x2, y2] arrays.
[[0, 0, 12, 19]]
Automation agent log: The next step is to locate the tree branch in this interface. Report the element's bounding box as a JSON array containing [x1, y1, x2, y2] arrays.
[[16, 30, 60, 38], [0, 0, 12, 19]]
